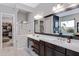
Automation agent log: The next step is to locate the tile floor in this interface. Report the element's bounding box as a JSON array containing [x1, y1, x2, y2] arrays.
[[0, 47, 36, 56]]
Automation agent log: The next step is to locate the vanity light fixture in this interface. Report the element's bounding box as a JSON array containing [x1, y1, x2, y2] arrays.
[[52, 4, 79, 13], [57, 4, 63, 9], [52, 4, 65, 13], [34, 14, 43, 20], [69, 4, 79, 7], [52, 7, 57, 11]]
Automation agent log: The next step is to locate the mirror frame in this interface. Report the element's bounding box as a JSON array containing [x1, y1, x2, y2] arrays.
[[77, 22, 79, 33]]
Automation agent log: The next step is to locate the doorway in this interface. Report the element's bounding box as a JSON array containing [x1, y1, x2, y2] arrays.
[[2, 14, 14, 48]]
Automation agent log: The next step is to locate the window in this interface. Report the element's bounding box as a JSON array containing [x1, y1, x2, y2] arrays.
[[61, 20, 75, 35]]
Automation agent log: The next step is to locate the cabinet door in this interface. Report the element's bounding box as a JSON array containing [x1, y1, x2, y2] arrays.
[[45, 46, 54, 56], [40, 45, 44, 56], [40, 41, 45, 56], [45, 42, 65, 56], [66, 49, 79, 56], [53, 50, 65, 56], [45, 46, 65, 56], [54, 45, 65, 54]]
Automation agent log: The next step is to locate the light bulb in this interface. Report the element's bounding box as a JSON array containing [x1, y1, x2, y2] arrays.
[[52, 7, 56, 11]]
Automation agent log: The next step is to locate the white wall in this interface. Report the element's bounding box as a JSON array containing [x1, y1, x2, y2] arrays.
[[17, 10, 28, 35], [16, 10, 29, 48], [27, 13, 34, 34]]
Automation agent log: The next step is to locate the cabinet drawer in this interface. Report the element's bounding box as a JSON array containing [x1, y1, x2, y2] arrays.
[[33, 40, 39, 45], [54, 45, 65, 54], [40, 45, 44, 56], [40, 40, 45, 45], [32, 44, 39, 50], [66, 49, 79, 56], [33, 48, 39, 55]]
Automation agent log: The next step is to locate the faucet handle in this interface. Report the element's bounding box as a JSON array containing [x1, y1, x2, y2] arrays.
[[57, 37, 61, 40], [67, 36, 72, 43]]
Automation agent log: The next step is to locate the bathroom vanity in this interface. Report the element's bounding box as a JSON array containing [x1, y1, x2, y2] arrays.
[[29, 10, 79, 56], [27, 34, 79, 56]]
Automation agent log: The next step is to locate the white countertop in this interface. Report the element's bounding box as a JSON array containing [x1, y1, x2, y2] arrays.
[[27, 34, 79, 53]]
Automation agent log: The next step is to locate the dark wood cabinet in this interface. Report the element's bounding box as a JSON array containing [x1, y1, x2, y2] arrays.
[[44, 41, 79, 56], [45, 42, 55, 56], [45, 46, 55, 56], [45, 46, 65, 56], [45, 42, 65, 56], [27, 38, 40, 55], [54, 45, 65, 54], [27, 37, 79, 56], [32, 40, 40, 55]]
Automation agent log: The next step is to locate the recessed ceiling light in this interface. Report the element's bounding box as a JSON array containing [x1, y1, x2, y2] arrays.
[[22, 21, 27, 24], [34, 14, 43, 20]]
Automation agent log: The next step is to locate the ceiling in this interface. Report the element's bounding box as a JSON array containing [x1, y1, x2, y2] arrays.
[[23, 3, 40, 8], [0, 3, 78, 15]]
